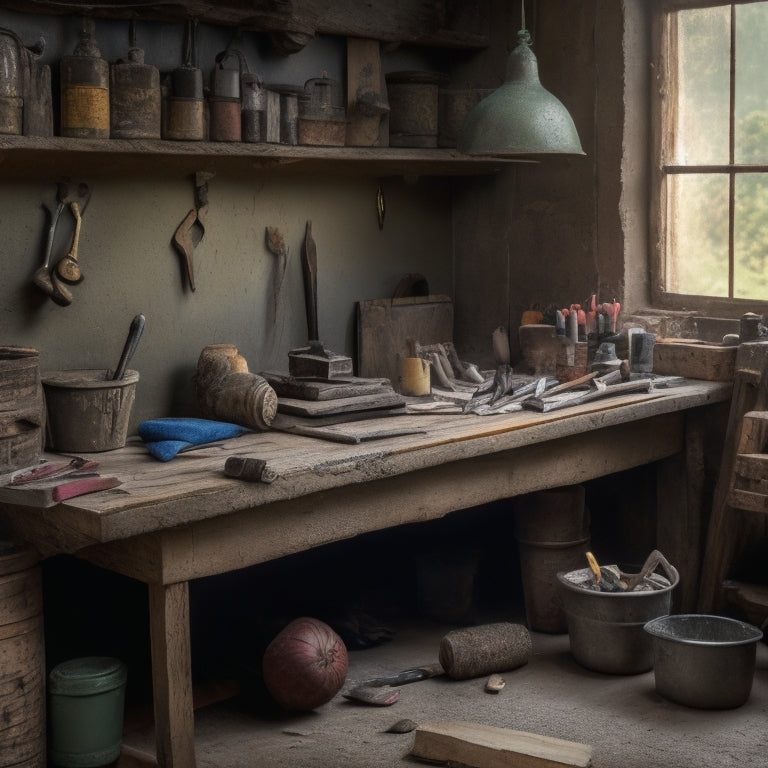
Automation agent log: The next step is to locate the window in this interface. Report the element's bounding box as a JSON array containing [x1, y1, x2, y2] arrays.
[[653, 0, 768, 312]]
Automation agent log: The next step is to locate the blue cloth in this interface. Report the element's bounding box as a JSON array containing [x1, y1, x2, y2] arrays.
[[139, 418, 245, 461]]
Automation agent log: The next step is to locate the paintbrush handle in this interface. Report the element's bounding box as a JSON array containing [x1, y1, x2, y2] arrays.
[[114, 313, 146, 380]]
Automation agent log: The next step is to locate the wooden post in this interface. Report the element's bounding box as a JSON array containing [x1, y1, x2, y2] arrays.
[[698, 342, 768, 612], [656, 408, 708, 612], [148, 582, 196, 768]]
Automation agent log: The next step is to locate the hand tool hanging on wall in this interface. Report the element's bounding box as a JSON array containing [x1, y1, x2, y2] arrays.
[[264, 226, 288, 325], [54, 180, 91, 284], [32, 179, 91, 305], [172, 171, 213, 291], [288, 220, 353, 378], [60, 17, 109, 139]]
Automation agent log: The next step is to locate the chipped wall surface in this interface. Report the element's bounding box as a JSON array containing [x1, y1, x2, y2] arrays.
[[1, 1, 649, 424]]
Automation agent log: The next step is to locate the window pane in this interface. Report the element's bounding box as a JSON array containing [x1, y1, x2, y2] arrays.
[[672, 7, 730, 165], [734, 174, 768, 299], [735, 2, 768, 163], [666, 174, 729, 296]]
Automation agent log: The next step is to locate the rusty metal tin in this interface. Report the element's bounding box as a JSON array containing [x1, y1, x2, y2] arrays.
[[241, 73, 265, 112], [241, 73, 265, 142], [0, 96, 22, 135], [438, 88, 492, 148], [0, 28, 22, 100], [165, 97, 204, 141], [279, 91, 298, 145], [173, 66, 203, 99], [209, 97, 241, 142], [385, 70, 445, 148], [212, 66, 240, 99], [60, 20, 110, 139], [110, 47, 161, 139], [241, 109, 262, 143]]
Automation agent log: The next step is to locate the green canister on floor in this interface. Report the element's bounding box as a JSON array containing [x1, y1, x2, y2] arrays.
[[48, 657, 127, 768]]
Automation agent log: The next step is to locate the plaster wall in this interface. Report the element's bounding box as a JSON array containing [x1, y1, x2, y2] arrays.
[[0, 9, 454, 429], [1, 2, 650, 426]]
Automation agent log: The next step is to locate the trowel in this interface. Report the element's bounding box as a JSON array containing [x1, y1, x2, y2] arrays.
[[343, 663, 444, 706], [288, 220, 353, 378]]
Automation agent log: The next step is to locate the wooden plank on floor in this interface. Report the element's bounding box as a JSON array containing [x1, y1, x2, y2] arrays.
[[411, 721, 593, 767]]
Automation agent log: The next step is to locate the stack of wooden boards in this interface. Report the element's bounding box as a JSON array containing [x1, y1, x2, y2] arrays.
[[0, 457, 122, 507], [262, 372, 419, 444]]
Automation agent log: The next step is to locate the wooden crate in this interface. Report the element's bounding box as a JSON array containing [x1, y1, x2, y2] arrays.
[[653, 339, 737, 381]]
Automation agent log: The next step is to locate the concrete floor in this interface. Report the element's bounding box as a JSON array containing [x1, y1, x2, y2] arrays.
[[122, 616, 768, 768]]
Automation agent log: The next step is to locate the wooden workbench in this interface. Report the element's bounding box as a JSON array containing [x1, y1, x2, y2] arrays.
[[0, 380, 731, 768]]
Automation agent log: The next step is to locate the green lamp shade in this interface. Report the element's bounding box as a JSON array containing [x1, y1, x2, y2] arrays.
[[458, 30, 584, 157]]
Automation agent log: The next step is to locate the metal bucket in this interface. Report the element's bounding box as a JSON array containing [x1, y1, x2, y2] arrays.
[[514, 486, 590, 633], [645, 614, 763, 708], [557, 561, 679, 674], [48, 657, 127, 767]]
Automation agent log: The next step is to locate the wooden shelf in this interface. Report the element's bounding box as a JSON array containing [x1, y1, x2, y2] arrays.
[[0, 135, 523, 181], [1, 0, 490, 50]]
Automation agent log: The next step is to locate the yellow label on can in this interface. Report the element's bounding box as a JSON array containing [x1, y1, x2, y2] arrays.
[[61, 85, 109, 131]]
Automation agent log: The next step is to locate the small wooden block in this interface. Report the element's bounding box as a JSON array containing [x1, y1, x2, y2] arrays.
[[411, 721, 592, 768], [653, 340, 736, 381]]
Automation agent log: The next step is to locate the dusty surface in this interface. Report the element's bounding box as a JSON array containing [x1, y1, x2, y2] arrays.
[[123, 618, 768, 767]]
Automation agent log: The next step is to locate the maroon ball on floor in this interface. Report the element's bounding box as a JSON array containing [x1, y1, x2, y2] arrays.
[[262, 617, 349, 711]]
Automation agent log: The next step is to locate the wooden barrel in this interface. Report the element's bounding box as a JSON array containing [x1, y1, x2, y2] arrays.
[[0, 347, 45, 473], [0, 539, 45, 768]]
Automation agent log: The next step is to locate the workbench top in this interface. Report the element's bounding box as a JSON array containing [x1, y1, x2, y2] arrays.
[[2, 379, 730, 555]]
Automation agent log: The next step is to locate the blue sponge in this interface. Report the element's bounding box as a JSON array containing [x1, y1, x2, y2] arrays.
[[139, 418, 245, 461]]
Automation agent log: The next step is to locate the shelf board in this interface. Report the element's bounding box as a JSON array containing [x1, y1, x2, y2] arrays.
[[0, 136, 524, 181]]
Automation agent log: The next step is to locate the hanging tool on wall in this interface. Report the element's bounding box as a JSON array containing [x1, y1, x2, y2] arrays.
[[172, 170, 213, 291], [265, 226, 288, 326], [32, 179, 91, 305], [287, 220, 353, 378]]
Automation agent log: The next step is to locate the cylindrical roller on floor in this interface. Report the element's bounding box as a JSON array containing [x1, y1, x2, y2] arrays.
[[439, 622, 532, 680]]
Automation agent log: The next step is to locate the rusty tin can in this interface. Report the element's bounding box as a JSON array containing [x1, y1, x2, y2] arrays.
[[60, 19, 110, 139], [110, 46, 161, 139]]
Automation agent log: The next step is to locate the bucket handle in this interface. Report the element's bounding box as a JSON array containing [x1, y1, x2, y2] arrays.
[[623, 549, 678, 591]]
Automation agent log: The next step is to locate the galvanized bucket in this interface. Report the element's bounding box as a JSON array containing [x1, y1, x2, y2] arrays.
[[557, 559, 679, 675], [645, 614, 763, 708]]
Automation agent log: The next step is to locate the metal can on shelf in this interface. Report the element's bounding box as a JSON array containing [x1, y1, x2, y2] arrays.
[[60, 18, 110, 139]]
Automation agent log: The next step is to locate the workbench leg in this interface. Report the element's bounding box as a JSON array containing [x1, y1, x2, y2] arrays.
[[148, 582, 196, 768], [656, 409, 707, 612]]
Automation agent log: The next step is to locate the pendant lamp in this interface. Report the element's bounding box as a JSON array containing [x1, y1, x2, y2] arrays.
[[458, 3, 584, 157]]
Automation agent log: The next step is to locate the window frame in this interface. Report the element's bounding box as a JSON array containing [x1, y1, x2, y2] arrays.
[[650, 0, 768, 317]]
